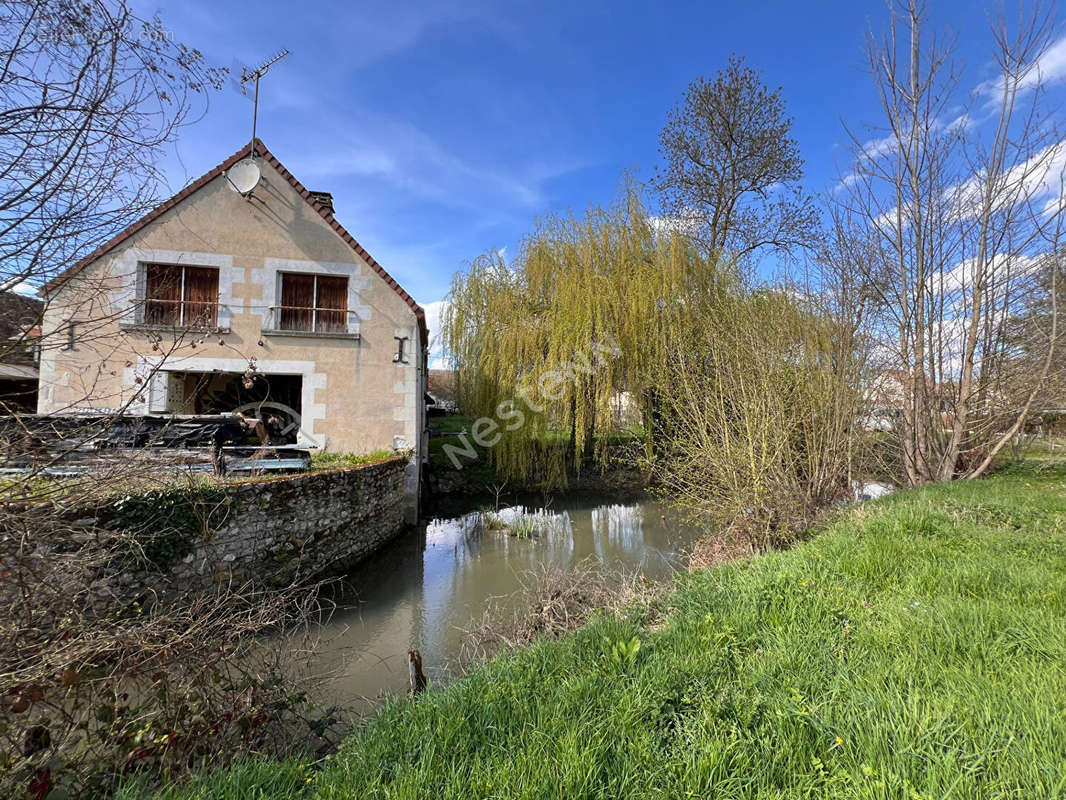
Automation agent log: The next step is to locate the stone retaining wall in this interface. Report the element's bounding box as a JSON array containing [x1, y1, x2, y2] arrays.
[[3, 457, 412, 613], [171, 456, 410, 588]]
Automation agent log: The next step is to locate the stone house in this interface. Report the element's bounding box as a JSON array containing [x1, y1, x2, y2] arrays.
[[37, 139, 427, 518], [0, 291, 43, 412]]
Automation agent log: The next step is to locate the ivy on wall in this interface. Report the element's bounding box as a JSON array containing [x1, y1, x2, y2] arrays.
[[108, 486, 232, 570]]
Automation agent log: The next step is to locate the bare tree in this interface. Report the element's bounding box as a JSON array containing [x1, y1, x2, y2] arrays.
[[655, 55, 818, 260], [1003, 250, 1066, 409], [0, 0, 223, 282], [837, 0, 1064, 483], [0, 0, 241, 479], [0, 0, 223, 368], [0, 6, 341, 796]]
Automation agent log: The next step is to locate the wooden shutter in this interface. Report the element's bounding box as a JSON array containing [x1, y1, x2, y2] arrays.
[[144, 265, 181, 326], [280, 273, 314, 331], [183, 267, 219, 327], [316, 276, 348, 332]]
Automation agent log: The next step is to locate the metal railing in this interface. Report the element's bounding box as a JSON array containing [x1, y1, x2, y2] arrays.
[[139, 298, 221, 329], [266, 305, 356, 334]]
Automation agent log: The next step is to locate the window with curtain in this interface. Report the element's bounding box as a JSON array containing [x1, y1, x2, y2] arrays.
[[278, 273, 348, 333], [143, 264, 219, 327]]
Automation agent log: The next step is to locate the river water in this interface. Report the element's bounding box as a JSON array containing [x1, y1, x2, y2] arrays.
[[300, 494, 703, 711]]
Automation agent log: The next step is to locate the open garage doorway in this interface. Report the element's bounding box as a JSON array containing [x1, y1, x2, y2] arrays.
[[149, 370, 304, 444]]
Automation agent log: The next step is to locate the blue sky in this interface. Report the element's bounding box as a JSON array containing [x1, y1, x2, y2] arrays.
[[133, 0, 1066, 356]]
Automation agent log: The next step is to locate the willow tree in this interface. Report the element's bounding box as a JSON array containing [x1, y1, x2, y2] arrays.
[[443, 188, 727, 487]]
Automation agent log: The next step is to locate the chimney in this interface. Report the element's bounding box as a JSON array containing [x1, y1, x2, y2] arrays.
[[308, 190, 334, 215]]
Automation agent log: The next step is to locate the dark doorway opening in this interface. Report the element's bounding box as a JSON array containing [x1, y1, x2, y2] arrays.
[[178, 372, 303, 444]]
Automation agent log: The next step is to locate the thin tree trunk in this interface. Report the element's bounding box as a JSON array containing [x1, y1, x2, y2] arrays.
[[967, 265, 1058, 477]]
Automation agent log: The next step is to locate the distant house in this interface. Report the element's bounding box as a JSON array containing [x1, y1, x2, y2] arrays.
[[863, 369, 950, 432], [37, 140, 427, 518], [0, 291, 42, 412], [426, 369, 458, 415]]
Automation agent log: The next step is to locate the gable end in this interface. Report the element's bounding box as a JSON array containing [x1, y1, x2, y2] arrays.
[[43, 139, 427, 344]]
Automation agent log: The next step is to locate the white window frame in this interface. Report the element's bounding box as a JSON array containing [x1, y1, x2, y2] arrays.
[[137, 262, 221, 328], [274, 271, 351, 333]]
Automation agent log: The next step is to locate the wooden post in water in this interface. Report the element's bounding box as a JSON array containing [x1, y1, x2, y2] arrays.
[[408, 649, 427, 696]]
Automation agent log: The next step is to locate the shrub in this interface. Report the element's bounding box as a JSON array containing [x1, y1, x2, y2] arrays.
[[653, 288, 867, 550], [0, 483, 337, 798]]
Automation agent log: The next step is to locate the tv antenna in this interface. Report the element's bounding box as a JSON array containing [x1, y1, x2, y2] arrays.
[[239, 48, 290, 158]]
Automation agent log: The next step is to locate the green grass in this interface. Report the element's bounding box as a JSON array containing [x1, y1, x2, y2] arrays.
[[427, 414, 475, 436], [426, 415, 498, 486], [481, 511, 537, 538], [1019, 435, 1066, 460], [124, 462, 1066, 799], [308, 449, 395, 472]]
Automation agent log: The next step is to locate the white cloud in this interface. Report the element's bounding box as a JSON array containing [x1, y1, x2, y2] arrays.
[[978, 34, 1066, 98], [1025, 35, 1066, 88], [859, 131, 899, 160], [945, 112, 974, 133], [1, 280, 39, 297], [854, 113, 971, 169], [874, 139, 1066, 231], [935, 252, 1041, 299], [290, 107, 588, 221], [648, 209, 703, 238], [421, 299, 449, 368], [947, 140, 1066, 220], [926, 253, 1047, 377], [345, 149, 398, 178], [1025, 142, 1066, 217], [294, 117, 542, 209], [833, 172, 862, 194], [1041, 193, 1065, 218]]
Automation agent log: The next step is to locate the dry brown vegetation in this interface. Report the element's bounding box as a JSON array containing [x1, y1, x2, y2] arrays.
[[458, 559, 672, 668], [0, 472, 344, 798], [0, 6, 339, 795]]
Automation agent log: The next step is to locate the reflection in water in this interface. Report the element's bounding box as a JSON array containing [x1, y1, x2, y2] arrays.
[[302, 495, 700, 711], [592, 503, 645, 556]]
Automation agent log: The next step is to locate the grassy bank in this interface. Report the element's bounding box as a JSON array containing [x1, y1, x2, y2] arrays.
[[125, 462, 1066, 799]]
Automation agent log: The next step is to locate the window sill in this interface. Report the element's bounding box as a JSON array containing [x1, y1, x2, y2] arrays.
[[261, 329, 361, 341], [120, 323, 231, 335]]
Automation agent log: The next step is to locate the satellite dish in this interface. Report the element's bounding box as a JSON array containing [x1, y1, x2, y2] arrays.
[[226, 159, 261, 195]]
